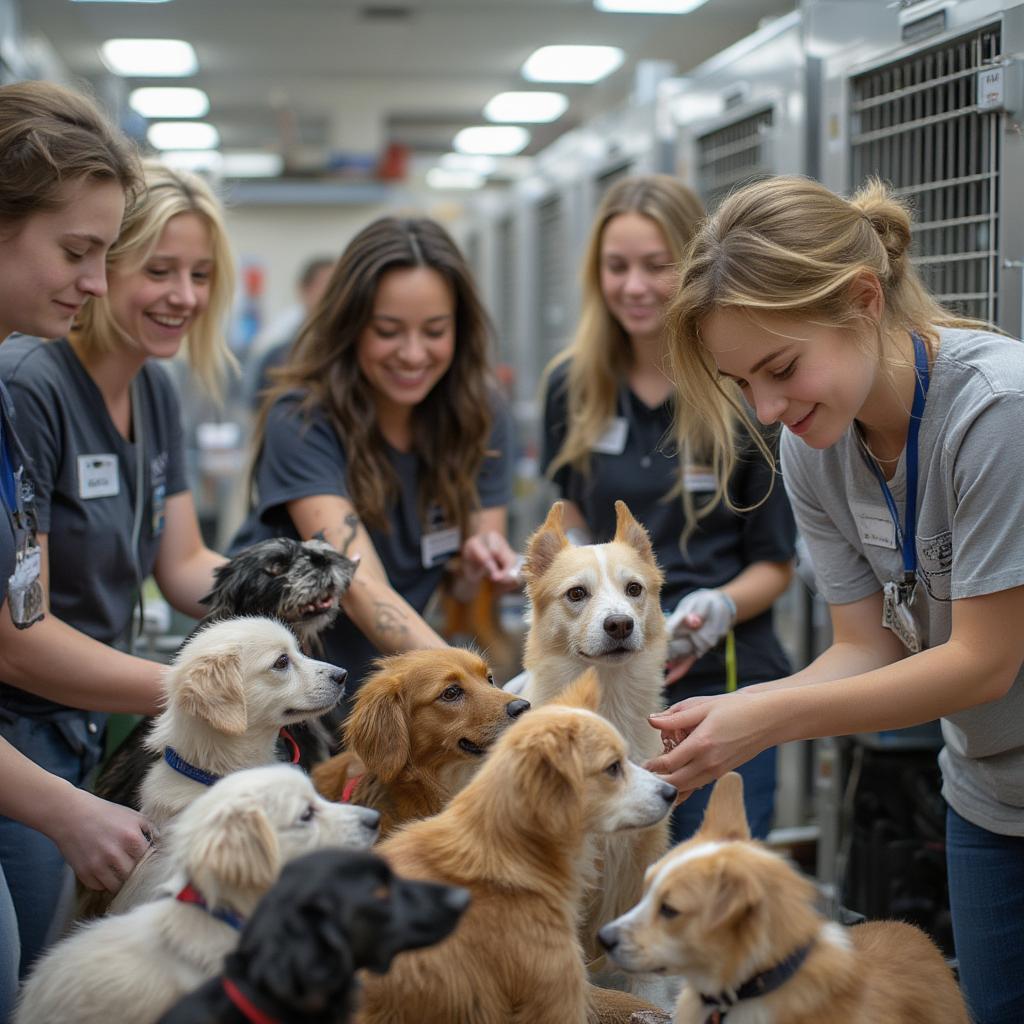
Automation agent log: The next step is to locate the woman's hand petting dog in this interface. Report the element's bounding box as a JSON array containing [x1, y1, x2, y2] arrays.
[[49, 787, 155, 893]]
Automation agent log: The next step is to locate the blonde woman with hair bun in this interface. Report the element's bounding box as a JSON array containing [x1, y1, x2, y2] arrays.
[[0, 160, 235, 974], [540, 174, 796, 844], [648, 174, 1024, 1024]]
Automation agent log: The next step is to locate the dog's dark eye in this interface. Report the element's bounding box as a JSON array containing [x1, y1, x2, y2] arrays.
[[273, 653, 290, 671], [439, 685, 463, 702], [625, 581, 643, 598], [299, 804, 316, 823], [486, 673, 495, 687], [604, 759, 622, 778], [264, 561, 287, 577], [659, 902, 679, 920], [566, 586, 588, 602]]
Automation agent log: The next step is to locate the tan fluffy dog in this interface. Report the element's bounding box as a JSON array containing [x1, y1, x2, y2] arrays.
[[357, 670, 677, 1024], [522, 500, 670, 976], [600, 773, 970, 1024], [313, 648, 530, 837]]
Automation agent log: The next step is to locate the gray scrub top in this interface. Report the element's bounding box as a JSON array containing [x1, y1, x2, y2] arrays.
[[0, 336, 188, 717], [231, 389, 514, 700], [542, 360, 795, 699]]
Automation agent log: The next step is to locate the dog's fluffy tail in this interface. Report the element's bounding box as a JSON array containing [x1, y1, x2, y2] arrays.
[[312, 751, 367, 802]]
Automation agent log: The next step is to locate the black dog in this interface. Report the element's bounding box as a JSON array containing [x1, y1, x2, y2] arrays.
[[94, 537, 358, 807], [157, 849, 470, 1024]]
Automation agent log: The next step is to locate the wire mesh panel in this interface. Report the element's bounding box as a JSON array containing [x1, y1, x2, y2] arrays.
[[695, 107, 774, 210], [849, 24, 1002, 322], [536, 194, 569, 362]]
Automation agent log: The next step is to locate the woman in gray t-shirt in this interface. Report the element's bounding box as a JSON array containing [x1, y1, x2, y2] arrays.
[[653, 175, 1024, 1024]]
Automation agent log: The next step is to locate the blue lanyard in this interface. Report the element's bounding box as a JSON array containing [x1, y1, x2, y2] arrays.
[[0, 412, 18, 515], [860, 332, 930, 583]]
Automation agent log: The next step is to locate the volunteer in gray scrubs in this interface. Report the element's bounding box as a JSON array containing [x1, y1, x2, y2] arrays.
[[0, 81, 158, 1014], [234, 216, 515, 711], [0, 160, 234, 978], [653, 176, 1024, 1024], [542, 176, 795, 841]]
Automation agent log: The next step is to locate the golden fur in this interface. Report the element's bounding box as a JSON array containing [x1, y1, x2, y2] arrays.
[[313, 648, 529, 837], [602, 773, 970, 1024], [356, 670, 676, 1024], [522, 501, 670, 974]]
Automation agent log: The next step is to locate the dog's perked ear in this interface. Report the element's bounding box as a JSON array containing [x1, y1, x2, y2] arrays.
[[175, 650, 248, 736], [612, 500, 656, 566], [190, 804, 280, 895], [555, 668, 601, 712], [697, 772, 751, 842], [523, 501, 570, 586], [344, 668, 411, 783]]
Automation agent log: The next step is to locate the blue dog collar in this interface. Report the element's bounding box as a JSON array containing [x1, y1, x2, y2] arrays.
[[163, 746, 221, 787]]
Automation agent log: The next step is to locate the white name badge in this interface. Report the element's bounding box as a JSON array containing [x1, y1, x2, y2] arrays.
[[851, 501, 897, 549], [683, 464, 717, 493], [591, 417, 628, 455], [77, 454, 120, 499], [421, 526, 461, 569]]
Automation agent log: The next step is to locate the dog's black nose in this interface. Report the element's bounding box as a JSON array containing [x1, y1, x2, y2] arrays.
[[658, 781, 677, 805], [597, 924, 619, 952], [331, 667, 348, 689], [603, 614, 634, 640], [506, 699, 530, 718]]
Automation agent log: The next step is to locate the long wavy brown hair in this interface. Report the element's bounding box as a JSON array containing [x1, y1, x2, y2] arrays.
[[252, 216, 495, 536]]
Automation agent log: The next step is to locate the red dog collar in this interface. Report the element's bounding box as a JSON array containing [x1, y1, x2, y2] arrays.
[[222, 977, 279, 1024], [341, 773, 364, 803], [278, 727, 301, 765]]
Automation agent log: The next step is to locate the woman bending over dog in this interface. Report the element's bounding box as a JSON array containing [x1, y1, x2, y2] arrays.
[[648, 175, 1024, 1024], [541, 175, 795, 842], [234, 216, 516, 713], [0, 158, 234, 977]]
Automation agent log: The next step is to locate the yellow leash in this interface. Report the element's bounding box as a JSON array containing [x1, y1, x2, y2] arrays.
[[725, 629, 737, 693]]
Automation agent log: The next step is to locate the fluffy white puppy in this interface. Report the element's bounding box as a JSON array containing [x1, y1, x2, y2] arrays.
[[16, 765, 379, 1024]]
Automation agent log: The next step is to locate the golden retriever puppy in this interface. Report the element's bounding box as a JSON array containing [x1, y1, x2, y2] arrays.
[[521, 500, 670, 982], [106, 616, 348, 915], [357, 669, 677, 1024], [599, 773, 970, 1024], [313, 648, 530, 836], [16, 764, 379, 1024]]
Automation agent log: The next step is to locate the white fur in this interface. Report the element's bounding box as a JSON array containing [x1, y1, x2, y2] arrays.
[[15, 765, 379, 1024], [113, 617, 346, 913]]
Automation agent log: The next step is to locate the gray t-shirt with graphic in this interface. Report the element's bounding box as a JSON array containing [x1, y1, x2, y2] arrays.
[[781, 327, 1024, 836]]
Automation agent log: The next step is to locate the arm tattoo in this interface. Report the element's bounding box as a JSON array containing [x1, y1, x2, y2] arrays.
[[340, 513, 359, 556], [373, 598, 410, 644]]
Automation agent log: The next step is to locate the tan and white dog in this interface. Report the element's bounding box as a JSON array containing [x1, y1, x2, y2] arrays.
[[599, 773, 970, 1024], [521, 500, 670, 983]]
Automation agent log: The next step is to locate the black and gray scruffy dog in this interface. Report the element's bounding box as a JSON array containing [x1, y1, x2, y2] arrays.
[[93, 536, 358, 809], [157, 849, 470, 1024]]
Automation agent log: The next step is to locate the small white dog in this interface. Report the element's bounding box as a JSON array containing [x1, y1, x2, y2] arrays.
[[109, 616, 347, 914], [16, 764, 380, 1024]]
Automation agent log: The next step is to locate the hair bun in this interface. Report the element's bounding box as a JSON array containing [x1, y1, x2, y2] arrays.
[[850, 178, 912, 282]]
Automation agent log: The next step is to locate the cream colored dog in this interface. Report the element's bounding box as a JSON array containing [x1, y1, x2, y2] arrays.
[[16, 764, 380, 1024], [109, 616, 347, 914], [522, 500, 670, 983], [599, 773, 970, 1024]]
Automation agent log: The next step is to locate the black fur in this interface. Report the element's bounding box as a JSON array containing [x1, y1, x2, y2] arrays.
[[93, 537, 357, 808], [156, 849, 470, 1024]]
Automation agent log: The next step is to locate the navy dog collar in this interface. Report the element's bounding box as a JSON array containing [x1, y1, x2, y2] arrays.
[[700, 939, 814, 1022], [163, 728, 302, 787], [175, 882, 245, 931]]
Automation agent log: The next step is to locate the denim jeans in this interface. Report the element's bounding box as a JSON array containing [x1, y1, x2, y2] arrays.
[[946, 805, 1024, 1024], [0, 710, 105, 977], [669, 745, 777, 844], [0, 865, 17, 1024]]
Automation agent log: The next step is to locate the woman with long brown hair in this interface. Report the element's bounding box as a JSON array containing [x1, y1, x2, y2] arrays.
[[235, 216, 515, 708]]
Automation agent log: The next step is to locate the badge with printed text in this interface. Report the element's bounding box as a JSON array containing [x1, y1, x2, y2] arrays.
[[881, 578, 921, 653], [77, 454, 119, 500], [852, 501, 898, 549], [683, 463, 717, 493], [8, 543, 43, 629], [590, 417, 628, 455], [421, 526, 461, 569]]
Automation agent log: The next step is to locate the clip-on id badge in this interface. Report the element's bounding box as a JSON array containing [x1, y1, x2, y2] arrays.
[[881, 578, 920, 653], [8, 541, 43, 629]]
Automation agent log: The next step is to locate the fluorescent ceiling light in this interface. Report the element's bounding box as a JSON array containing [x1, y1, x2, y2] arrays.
[[439, 153, 497, 174], [160, 150, 222, 173], [101, 38, 198, 77], [129, 87, 208, 118], [426, 167, 485, 190], [594, 0, 709, 12], [484, 91, 568, 124], [453, 125, 530, 156], [521, 45, 624, 84], [221, 152, 284, 178], [147, 121, 218, 150]]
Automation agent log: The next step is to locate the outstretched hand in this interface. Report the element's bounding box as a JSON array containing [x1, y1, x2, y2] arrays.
[[460, 531, 521, 592]]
